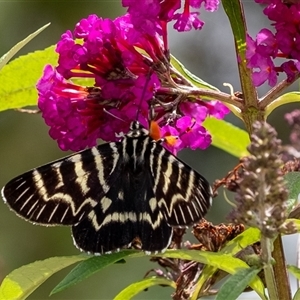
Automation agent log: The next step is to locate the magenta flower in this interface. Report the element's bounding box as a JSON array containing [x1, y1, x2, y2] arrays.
[[37, 12, 228, 154], [176, 116, 211, 150], [160, 116, 212, 154], [281, 61, 300, 82], [174, 11, 204, 31], [247, 1, 300, 86], [122, 0, 219, 36], [180, 102, 208, 123], [37, 65, 138, 151], [246, 32, 278, 87]]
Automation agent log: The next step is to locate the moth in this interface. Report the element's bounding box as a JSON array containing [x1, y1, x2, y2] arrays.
[[1, 120, 212, 254]]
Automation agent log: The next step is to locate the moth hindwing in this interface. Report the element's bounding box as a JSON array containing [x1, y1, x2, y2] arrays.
[[1, 121, 212, 254]]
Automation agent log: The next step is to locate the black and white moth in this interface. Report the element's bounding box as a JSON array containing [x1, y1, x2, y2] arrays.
[[1, 121, 212, 255]]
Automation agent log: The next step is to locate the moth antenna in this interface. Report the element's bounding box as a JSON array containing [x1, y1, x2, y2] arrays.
[[135, 71, 154, 122], [103, 108, 126, 123]]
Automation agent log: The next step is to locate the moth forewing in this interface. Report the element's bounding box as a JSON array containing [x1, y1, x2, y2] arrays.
[[150, 141, 212, 227], [2, 121, 212, 254], [1, 143, 119, 226]]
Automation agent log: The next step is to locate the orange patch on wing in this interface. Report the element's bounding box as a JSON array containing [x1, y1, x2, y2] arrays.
[[149, 120, 162, 141], [149, 121, 178, 146], [164, 136, 178, 146]]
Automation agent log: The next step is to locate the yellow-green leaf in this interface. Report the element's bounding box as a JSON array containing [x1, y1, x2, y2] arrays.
[[294, 288, 300, 300], [0, 23, 50, 70], [204, 118, 249, 157], [265, 92, 300, 117], [0, 255, 88, 300], [113, 277, 176, 300], [216, 267, 261, 300], [157, 250, 266, 299], [191, 227, 261, 300], [221, 0, 246, 55], [288, 264, 300, 280], [219, 227, 260, 255], [51, 250, 141, 295], [170, 54, 219, 92], [0, 46, 58, 111], [287, 219, 300, 232]]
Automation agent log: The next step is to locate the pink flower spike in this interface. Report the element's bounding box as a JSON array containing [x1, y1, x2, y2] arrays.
[[174, 11, 204, 31], [191, 0, 220, 12]]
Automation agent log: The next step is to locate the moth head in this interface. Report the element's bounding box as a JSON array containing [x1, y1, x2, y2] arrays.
[[127, 121, 149, 138]]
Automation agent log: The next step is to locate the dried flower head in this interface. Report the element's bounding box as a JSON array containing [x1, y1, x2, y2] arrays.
[[192, 220, 245, 252], [147, 220, 247, 300], [230, 121, 289, 238]]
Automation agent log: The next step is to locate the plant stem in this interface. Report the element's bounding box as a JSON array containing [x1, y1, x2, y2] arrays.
[[260, 236, 279, 299], [259, 75, 300, 111], [272, 235, 292, 300]]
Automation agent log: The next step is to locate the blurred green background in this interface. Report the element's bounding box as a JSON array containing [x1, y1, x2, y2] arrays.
[[0, 1, 298, 299]]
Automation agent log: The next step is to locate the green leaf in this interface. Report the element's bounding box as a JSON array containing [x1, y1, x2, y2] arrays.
[[0, 46, 94, 112], [288, 265, 300, 280], [285, 172, 300, 203], [221, 0, 257, 115], [204, 118, 249, 157], [265, 92, 300, 118], [157, 250, 266, 299], [219, 227, 260, 255], [53, 249, 265, 298], [170, 54, 242, 118], [221, 0, 246, 54], [288, 219, 300, 232], [284, 172, 300, 217], [51, 250, 141, 295], [0, 23, 50, 70], [157, 250, 256, 278], [170, 54, 219, 92], [191, 228, 262, 300], [216, 267, 261, 300], [0, 255, 89, 300], [113, 277, 176, 300], [294, 288, 300, 300], [290, 266, 300, 299], [0, 46, 58, 112]]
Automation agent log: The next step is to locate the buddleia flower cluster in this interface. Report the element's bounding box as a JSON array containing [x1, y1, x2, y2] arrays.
[[37, 0, 229, 154], [247, 0, 300, 86]]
